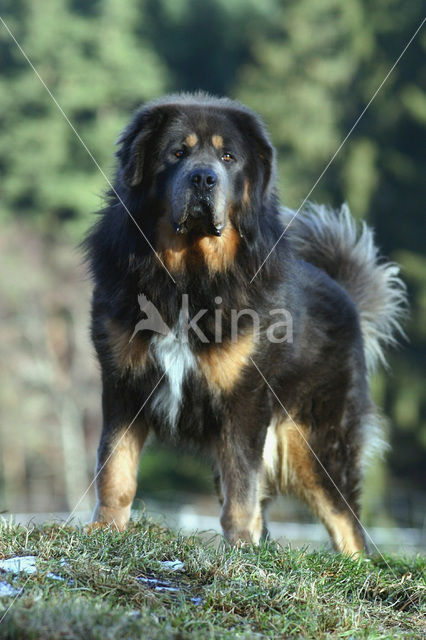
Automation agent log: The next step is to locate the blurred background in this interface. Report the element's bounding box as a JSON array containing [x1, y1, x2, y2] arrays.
[[0, 0, 425, 552]]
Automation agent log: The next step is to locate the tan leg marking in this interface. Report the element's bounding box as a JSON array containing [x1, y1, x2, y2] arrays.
[[107, 320, 148, 374], [284, 423, 317, 491], [212, 134, 223, 149], [262, 419, 365, 555], [85, 521, 118, 533], [198, 333, 254, 393], [92, 425, 148, 531], [219, 467, 263, 545], [217, 426, 263, 546], [315, 498, 365, 555], [185, 133, 198, 148], [221, 499, 262, 545]]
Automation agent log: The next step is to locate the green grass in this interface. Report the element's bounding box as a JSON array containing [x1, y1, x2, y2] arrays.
[[0, 518, 424, 639]]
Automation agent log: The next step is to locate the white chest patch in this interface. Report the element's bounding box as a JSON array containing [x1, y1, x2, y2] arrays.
[[150, 317, 197, 430]]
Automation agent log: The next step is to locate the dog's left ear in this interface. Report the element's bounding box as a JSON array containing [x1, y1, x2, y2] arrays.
[[116, 103, 169, 187], [229, 107, 276, 241], [231, 108, 276, 200]]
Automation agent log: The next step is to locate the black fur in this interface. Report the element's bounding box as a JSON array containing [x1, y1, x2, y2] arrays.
[[85, 93, 390, 551]]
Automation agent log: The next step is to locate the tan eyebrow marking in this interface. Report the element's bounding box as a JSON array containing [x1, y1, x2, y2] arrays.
[[185, 133, 198, 147], [212, 135, 223, 149]]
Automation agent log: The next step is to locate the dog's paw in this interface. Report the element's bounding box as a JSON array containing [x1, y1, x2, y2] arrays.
[[84, 521, 120, 534], [90, 503, 131, 532]]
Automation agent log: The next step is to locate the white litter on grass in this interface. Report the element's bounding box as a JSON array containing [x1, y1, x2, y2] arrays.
[[47, 573, 68, 582], [137, 565, 202, 604], [0, 556, 38, 575], [159, 560, 185, 571], [137, 576, 202, 604], [0, 555, 68, 582], [0, 582, 22, 597], [137, 576, 179, 593]]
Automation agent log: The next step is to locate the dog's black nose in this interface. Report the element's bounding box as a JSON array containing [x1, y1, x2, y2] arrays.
[[189, 168, 217, 191]]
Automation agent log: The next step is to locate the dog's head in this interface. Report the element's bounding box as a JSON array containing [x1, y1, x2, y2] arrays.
[[116, 94, 276, 242]]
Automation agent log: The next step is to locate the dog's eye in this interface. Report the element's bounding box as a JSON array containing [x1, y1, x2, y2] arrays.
[[221, 153, 233, 163], [174, 149, 185, 158]]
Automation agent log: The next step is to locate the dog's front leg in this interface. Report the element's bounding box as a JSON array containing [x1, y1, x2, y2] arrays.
[[91, 383, 149, 531], [215, 423, 266, 546], [92, 420, 148, 530]]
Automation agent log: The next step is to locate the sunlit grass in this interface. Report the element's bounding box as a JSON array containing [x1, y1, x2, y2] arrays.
[[0, 517, 424, 639]]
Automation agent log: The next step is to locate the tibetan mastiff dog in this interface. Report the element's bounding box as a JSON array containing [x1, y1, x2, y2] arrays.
[[85, 93, 405, 553]]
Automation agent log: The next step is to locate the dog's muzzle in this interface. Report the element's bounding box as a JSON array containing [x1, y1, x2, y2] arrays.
[[175, 166, 224, 236]]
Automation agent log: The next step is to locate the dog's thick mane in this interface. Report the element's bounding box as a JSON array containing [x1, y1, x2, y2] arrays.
[[122, 91, 268, 122], [83, 194, 286, 314]]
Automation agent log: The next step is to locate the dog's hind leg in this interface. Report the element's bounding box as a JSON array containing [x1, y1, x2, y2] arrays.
[[92, 416, 148, 531], [274, 419, 366, 555]]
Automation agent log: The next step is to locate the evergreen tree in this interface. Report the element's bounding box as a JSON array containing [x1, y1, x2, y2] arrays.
[[0, 0, 168, 234]]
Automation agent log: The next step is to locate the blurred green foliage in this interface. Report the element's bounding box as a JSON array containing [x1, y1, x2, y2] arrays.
[[136, 442, 214, 500], [0, 0, 424, 498], [0, 0, 168, 236]]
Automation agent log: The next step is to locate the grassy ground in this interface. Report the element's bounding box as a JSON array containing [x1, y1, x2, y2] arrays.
[[0, 518, 424, 639]]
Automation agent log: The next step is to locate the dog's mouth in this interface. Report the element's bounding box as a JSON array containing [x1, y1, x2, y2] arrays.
[[175, 198, 224, 237]]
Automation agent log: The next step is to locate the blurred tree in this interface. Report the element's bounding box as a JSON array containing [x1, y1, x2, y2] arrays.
[[0, 0, 424, 513], [0, 0, 168, 235], [237, 0, 375, 209], [142, 0, 274, 96], [235, 0, 426, 498]]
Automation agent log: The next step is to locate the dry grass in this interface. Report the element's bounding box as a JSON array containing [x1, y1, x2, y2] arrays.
[[0, 517, 424, 639]]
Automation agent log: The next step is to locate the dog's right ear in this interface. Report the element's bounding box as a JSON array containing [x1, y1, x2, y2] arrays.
[[116, 104, 167, 188]]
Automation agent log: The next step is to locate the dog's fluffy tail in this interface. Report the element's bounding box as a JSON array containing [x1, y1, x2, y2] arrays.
[[281, 203, 407, 373]]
